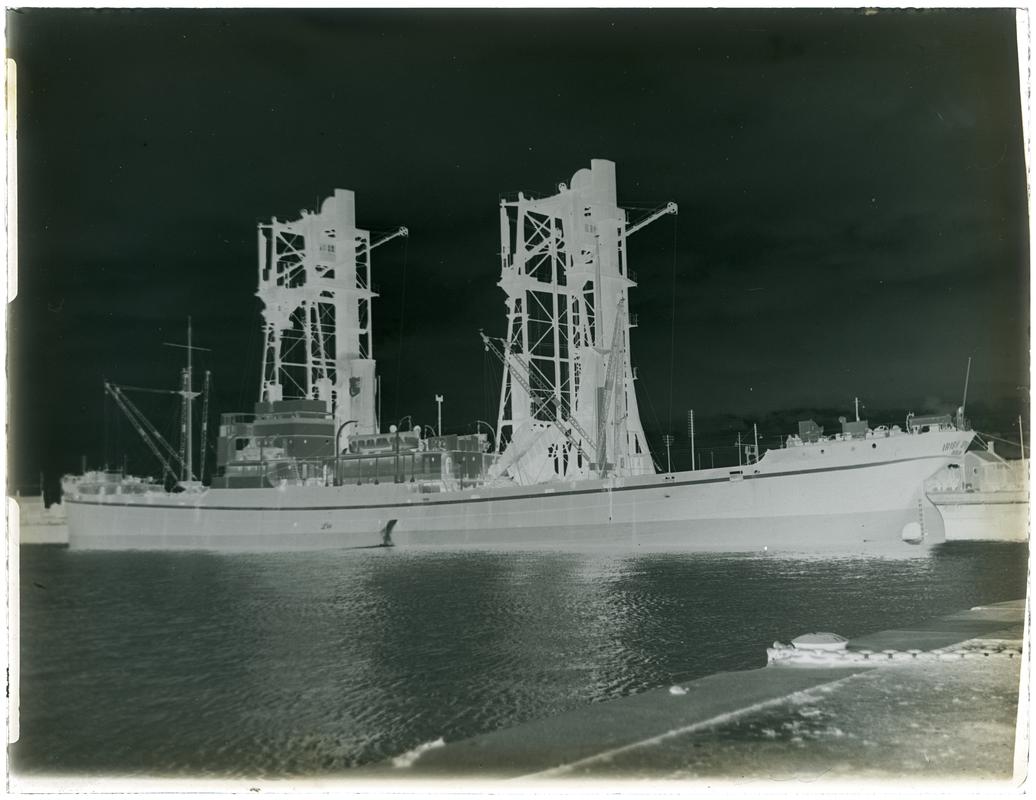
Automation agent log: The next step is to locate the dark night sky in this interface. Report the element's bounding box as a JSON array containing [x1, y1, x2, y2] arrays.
[[7, 8, 1029, 488]]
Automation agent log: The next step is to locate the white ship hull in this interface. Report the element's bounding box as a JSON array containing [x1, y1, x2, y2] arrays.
[[12, 497, 69, 545], [64, 429, 972, 554]]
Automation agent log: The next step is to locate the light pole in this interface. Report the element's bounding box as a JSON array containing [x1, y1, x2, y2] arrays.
[[394, 416, 414, 482], [435, 394, 444, 436], [474, 419, 495, 452], [663, 434, 675, 474], [687, 409, 696, 471], [389, 424, 404, 484], [334, 420, 357, 486]]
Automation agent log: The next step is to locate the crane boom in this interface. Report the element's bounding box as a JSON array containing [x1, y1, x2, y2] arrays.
[[596, 300, 627, 476], [110, 383, 182, 466], [370, 226, 409, 251], [105, 382, 179, 483], [480, 331, 596, 466], [625, 202, 678, 237]]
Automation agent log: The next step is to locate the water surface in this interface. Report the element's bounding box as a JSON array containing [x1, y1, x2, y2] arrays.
[[12, 542, 1027, 777]]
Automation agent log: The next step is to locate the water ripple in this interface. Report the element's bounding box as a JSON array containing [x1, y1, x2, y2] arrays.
[[13, 541, 1028, 776]]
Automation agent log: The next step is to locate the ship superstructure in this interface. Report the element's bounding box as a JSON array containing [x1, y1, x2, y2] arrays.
[[61, 160, 974, 553]]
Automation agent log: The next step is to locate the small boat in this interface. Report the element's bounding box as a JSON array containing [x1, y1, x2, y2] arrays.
[[791, 632, 849, 651]]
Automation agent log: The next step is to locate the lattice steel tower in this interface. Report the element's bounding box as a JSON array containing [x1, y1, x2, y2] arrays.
[[257, 189, 406, 435], [493, 159, 676, 484]]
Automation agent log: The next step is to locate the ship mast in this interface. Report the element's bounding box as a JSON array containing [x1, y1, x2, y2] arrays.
[[186, 320, 193, 481], [164, 317, 210, 484]]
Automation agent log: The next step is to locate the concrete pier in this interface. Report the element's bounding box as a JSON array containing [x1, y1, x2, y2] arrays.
[[375, 599, 1025, 781]]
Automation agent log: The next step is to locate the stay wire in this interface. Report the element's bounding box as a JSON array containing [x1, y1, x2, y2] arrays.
[[638, 374, 666, 473], [976, 430, 1029, 454], [667, 213, 678, 436], [103, 381, 109, 470], [393, 235, 409, 423], [483, 346, 489, 428], [239, 298, 260, 411]]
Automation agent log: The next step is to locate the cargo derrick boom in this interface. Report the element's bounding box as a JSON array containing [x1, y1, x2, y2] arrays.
[[104, 382, 184, 484], [480, 331, 595, 469]]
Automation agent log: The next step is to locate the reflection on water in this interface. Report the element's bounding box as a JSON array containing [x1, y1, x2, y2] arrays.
[[12, 541, 1027, 777]]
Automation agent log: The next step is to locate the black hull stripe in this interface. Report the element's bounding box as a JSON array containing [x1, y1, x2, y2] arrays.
[[67, 454, 950, 513], [932, 500, 1027, 507]]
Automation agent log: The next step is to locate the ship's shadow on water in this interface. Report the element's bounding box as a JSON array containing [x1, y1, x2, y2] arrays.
[[11, 541, 1028, 778]]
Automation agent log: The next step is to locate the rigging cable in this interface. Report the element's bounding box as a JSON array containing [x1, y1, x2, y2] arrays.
[[483, 344, 491, 430], [976, 430, 1029, 454], [393, 234, 409, 422], [103, 379, 109, 470], [638, 375, 666, 473], [114, 383, 122, 472], [666, 212, 678, 441], [238, 297, 260, 411]]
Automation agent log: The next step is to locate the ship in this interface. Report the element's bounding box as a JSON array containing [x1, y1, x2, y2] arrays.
[[61, 160, 974, 552], [12, 494, 68, 545], [925, 442, 1029, 542]]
